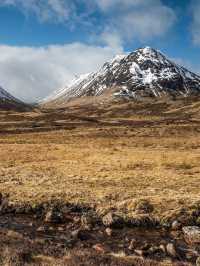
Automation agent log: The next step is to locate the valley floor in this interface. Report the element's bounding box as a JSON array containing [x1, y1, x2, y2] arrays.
[[0, 98, 200, 265]]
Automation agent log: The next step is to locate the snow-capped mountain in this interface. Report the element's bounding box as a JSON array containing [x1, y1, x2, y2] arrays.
[[43, 47, 200, 105]]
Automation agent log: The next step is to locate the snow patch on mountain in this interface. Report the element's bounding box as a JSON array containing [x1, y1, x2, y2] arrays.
[[43, 47, 200, 104]]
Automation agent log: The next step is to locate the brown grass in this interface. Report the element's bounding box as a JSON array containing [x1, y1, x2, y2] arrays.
[[0, 98, 200, 220]]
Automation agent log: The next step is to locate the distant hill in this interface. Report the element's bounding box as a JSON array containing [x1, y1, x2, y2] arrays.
[[0, 86, 29, 111]]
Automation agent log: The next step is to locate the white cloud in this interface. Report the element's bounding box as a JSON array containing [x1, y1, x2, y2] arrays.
[[96, 0, 176, 45], [0, 43, 123, 102], [1, 0, 176, 43], [0, 0, 75, 23], [191, 0, 200, 45], [96, 0, 150, 11]]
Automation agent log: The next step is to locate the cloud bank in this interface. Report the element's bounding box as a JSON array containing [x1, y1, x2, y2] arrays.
[[0, 44, 122, 102], [96, 0, 176, 45]]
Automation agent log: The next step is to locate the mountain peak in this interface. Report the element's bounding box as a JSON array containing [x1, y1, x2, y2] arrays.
[[43, 47, 200, 105], [134, 46, 159, 55], [138, 46, 155, 52]]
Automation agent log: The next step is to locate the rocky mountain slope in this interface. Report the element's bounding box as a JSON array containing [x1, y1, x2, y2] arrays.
[[0, 86, 28, 110], [43, 47, 200, 105]]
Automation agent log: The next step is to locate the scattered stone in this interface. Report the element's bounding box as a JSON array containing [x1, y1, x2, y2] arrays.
[[102, 212, 124, 229], [44, 209, 64, 224], [128, 239, 137, 251], [166, 243, 177, 258], [147, 246, 162, 255], [134, 249, 145, 256], [105, 227, 112, 237], [44, 210, 53, 223], [110, 251, 126, 258], [71, 229, 80, 239], [171, 220, 181, 231], [183, 226, 200, 244], [159, 244, 166, 253], [93, 244, 105, 253], [196, 257, 200, 266], [36, 226, 46, 232]]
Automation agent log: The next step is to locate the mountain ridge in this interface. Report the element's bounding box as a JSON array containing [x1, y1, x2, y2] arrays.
[[43, 47, 200, 106], [0, 86, 29, 110]]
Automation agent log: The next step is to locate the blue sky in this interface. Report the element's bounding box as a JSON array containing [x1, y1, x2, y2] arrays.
[[0, 0, 199, 102]]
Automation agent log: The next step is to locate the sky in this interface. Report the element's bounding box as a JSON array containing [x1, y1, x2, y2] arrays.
[[0, 0, 200, 102]]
